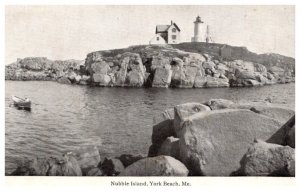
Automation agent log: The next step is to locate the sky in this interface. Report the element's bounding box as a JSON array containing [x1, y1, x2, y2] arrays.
[[5, 5, 295, 64]]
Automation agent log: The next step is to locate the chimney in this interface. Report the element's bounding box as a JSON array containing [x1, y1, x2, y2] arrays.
[[171, 20, 173, 25]]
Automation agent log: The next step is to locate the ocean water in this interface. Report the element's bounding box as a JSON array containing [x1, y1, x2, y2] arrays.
[[5, 81, 295, 174]]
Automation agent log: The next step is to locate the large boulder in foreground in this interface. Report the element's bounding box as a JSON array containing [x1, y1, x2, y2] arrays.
[[177, 109, 282, 176], [234, 140, 295, 176], [119, 156, 188, 176]]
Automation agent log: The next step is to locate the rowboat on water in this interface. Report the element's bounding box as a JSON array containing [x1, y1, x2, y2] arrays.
[[12, 96, 31, 110]]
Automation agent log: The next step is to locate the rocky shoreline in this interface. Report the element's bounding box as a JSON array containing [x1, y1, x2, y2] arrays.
[[5, 43, 295, 88], [10, 99, 295, 176]]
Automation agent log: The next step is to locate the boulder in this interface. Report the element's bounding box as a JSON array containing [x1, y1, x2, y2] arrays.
[[177, 109, 282, 176], [269, 66, 285, 77], [79, 75, 90, 85], [216, 63, 229, 73], [57, 77, 71, 84], [75, 75, 81, 83], [71, 146, 101, 170], [90, 62, 111, 74], [157, 136, 180, 160], [267, 115, 295, 148], [99, 158, 125, 176], [235, 140, 295, 176], [243, 79, 262, 87], [58, 154, 82, 176], [116, 154, 144, 167], [66, 71, 77, 81], [152, 66, 172, 88], [93, 73, 111, 86], [202, 61, 216, 70], [119, 156, 189, 176], [234, 68, 256, 80], [173, 102, 211, 134]]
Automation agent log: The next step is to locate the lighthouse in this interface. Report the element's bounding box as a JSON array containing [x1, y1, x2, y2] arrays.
[[191, 16, 206, 42]]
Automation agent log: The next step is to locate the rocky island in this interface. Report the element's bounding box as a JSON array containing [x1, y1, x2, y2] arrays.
[[5, 42, 295, 88]]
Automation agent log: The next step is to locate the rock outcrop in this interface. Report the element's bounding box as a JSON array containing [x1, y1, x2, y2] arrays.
[[11, 154, 82, 176], [6, 44, 294, 88], [147, 99, 294, 176]]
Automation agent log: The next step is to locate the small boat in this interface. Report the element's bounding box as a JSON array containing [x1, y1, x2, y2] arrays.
[[12, 96, 31, 110]]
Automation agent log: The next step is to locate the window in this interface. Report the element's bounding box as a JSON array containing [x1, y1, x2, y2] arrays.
[[157, 37, 159, 41], [172, 35, 176, 40], [172, 28, 176, 32]]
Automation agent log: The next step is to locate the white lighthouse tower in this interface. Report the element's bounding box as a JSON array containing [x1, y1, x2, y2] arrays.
[[191, 16, 206, 42]]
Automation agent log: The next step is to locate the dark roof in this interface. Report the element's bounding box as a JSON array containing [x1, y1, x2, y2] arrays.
[[155, 22, 181, 33], [172, 23, 181, 32], [156, 25, 170, 33]]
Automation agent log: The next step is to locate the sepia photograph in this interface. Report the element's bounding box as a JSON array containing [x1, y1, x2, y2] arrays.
[[3, 3, 296, 183]]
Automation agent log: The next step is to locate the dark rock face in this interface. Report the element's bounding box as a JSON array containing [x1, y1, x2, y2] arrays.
[[119, 156, 189, 176], [267, 115, 295, 148], [116, 154, 144, 168], [234, 140, 295, 176], [99, 158, 125, 176], [148, 108, 175, 157]]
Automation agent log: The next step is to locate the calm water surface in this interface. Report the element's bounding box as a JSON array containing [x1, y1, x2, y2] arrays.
[[5, 81, 295, 174]]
